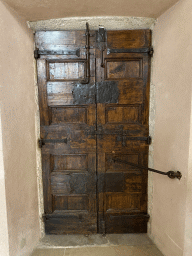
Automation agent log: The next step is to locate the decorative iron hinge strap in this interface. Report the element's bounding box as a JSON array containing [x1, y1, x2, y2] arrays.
[[87, 130, 152, 145], [38, 138, 67, 148], [34, 48, 80, 59], [113, 158, 182, 180], [107, 47, 154, 56], [121, 136, 152, 145]]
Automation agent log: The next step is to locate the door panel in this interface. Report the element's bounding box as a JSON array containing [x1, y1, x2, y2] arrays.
[[107, 30, 151, 49], [36, 31, 97, 234], [36, 28, 151, 234], [96, 30, 151, 233]]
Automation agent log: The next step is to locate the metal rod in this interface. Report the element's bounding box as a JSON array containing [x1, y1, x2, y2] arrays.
[[80, 22, 90, 84], [113, 158, 182, 180], [101, 48, 105, 68]]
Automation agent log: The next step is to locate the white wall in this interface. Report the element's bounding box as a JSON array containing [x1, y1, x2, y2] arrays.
[[151, 0, 192, 255]]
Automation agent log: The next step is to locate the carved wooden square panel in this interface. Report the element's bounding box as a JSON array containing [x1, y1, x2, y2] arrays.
[[51, 107, 88, 124], [47, 60, 85, 81], [105, 59, 142, 80]]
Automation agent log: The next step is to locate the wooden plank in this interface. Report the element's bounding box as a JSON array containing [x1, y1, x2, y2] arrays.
[[42, 154, 52, 214], [37, 59, 50, 126]]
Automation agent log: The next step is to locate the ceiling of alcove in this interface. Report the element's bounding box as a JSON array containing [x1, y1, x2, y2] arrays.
[[3, 0, 180, 21]]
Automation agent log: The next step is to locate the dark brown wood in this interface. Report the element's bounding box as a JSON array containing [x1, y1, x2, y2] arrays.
[[36, 30, 97, 234], [36, 28, 151, 234], [107, 30, 151, 49], [96, 29, 151, 234]]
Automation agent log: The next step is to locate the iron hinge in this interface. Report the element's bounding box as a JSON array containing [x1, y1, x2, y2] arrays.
[[147, 136, 152, 145], [38, 138, 67, 148], [42, 214, 47, 222], [149, 47, 154, 57], [34, 48, 40, 59], [119, 135, 152, 145]]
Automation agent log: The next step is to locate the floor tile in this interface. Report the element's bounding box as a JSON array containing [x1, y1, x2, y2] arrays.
[[65, 246, 117, 256], [38, 234, 108, 248], [33, 234, 164, 256], [107, 234, 154, 246], [31, 248, 65, 256], [113, 245, 164, 256]]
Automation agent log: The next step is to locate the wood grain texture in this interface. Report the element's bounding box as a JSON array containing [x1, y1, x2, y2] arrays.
[[96, 29, 151, 234], [36, 29, 151, 234], [36, 30, 97, 234]]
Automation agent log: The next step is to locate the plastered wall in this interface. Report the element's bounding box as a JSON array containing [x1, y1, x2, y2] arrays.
[[151, 0, 192, 255], [0, 111, 9, 256], [2, 0, 180, 21], [1, 0, 192, 254], [184, 99, 192, 256], [0, 1, 40, 255]]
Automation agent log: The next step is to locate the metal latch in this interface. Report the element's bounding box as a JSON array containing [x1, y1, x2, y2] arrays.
[[96, 27, 106, 43], [96, 26, 107, 68], [79, 22, 90, 84]]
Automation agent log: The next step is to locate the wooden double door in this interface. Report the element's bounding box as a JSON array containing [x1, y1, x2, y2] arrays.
[[35, 27, 152, 234]]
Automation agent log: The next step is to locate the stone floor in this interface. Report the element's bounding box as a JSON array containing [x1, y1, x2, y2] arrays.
[[31, 234, 164, 256]]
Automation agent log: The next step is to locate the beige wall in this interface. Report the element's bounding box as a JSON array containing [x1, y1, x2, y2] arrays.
[[1, 0, 192, 255], [0, 111, 9, 256], [184, 100, 192, 256], [2, 0, 180, 21], [151, 0, 192, 255], [0, 1, 40, 255]]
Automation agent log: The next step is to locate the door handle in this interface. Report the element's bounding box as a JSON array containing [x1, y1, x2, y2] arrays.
[[101, 48, 105, 68], [38, 138, 67, 148], [112, 158, 182, 180]]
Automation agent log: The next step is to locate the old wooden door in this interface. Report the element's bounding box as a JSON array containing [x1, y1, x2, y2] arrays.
[[35, 27, 152, 234]]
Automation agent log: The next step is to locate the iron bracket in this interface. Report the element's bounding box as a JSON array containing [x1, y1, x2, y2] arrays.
[[96, 27, 106, 43]]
